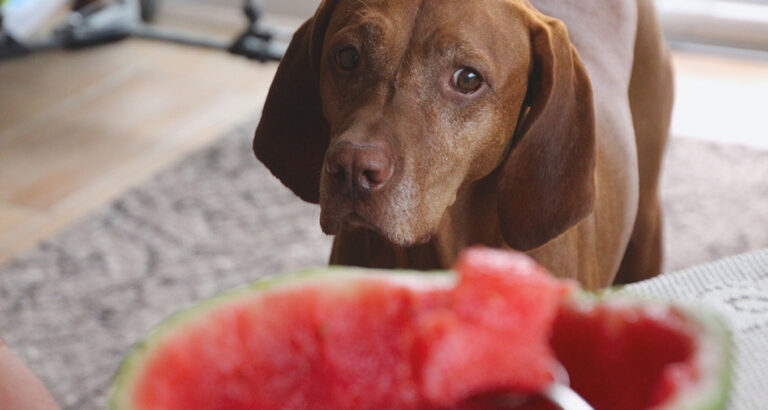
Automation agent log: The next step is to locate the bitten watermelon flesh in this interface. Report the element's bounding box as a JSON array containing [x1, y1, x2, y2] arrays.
[[111, 247, 730, 410], [417, 248, 574, 406]]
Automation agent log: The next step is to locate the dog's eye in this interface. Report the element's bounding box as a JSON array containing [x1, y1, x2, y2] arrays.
[[453, 68, 483, 94], [336, 46, 360, 71]]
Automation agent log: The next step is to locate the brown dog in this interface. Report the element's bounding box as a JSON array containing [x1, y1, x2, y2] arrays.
[[254, 0, 673, 289]]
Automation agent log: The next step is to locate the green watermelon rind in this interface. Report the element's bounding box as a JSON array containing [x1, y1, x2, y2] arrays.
[[109, 267, 730, 410]]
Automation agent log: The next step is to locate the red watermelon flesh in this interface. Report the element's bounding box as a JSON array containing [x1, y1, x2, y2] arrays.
[[551, 303, 698, 410], [417, 248, 573, 406], [116, 247, 720, 410]]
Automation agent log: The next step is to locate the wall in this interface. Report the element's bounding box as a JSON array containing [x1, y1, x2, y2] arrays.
[[263, 0, 319, 19]]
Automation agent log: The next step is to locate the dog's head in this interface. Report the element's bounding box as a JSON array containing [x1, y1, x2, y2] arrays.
[[254, 0, 595, 250]]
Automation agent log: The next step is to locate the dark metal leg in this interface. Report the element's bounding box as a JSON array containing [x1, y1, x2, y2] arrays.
[[57, 0, 137, 49], [228, 0, 285, 61], [0, 23, 30, 60], [139, 0, 159, 22]]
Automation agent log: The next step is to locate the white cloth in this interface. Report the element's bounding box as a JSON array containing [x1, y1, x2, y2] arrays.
[[630, 250, 768, 409]]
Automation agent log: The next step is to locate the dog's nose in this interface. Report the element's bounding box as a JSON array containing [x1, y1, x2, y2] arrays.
[[326, 142, 393, 195]]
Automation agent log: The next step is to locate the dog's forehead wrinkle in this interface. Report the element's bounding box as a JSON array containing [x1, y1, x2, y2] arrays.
[[386, 0, 427, 88]]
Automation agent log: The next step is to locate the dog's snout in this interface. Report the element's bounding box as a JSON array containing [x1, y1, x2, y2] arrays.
[[326, 142, 393, 195]]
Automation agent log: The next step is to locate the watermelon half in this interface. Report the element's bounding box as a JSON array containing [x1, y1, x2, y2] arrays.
[[110, 248, 730, 410]]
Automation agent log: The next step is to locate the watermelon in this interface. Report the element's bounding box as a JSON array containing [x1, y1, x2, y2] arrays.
[[110, 247, 730, 410]]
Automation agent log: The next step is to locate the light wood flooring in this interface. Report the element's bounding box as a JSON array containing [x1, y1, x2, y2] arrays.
[[0, 27, 282, 265], [1, 4, 768, 267]]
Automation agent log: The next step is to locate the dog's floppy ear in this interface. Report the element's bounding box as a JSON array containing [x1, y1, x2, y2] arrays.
[[253, 0, 338, 204], [497, 12, 596, 251]]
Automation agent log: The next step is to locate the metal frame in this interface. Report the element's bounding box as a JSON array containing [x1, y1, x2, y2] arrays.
[[0, 0, 290, 61]]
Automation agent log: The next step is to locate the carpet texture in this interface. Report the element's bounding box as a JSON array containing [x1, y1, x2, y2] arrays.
[[1, 122, 767, 409]]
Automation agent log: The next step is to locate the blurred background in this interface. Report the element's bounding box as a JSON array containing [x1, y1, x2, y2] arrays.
[[0, 0, 767, 269], [0, 1, 767, 408]]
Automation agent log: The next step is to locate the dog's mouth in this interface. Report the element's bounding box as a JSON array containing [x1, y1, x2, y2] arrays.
[[320, 200, 436, 247], [320, 203, 378, 234], [319, 164, 443, 247], [341, 212, 376, 230]]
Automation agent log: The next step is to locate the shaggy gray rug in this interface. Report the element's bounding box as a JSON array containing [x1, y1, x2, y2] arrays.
[[1, 122, 767, 409]]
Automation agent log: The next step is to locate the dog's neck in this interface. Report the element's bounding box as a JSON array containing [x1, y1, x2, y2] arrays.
[[431, 174, 507, 265]]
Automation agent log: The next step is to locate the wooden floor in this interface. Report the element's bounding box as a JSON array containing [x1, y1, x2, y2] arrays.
[[0, 37, 280, 265], [1, 4, 767, 267]]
